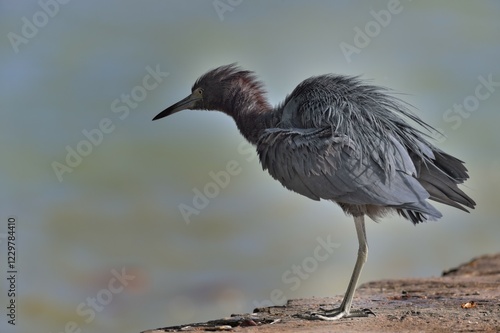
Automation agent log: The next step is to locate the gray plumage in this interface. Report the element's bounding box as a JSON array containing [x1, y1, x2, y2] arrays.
[[153, 63, 475, 320], [259, 74, 474, 223]]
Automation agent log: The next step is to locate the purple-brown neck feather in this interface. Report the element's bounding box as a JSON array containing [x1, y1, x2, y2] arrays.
[[196, 65, 279, 144]]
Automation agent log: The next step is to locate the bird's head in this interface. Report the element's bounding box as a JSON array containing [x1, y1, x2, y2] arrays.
[[152, 84, 205, 121], [153, 63, 268, 121], [153, 64, 240, 120]]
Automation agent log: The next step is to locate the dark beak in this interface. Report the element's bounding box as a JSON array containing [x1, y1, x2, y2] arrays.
[[153, 92, 201, 121]]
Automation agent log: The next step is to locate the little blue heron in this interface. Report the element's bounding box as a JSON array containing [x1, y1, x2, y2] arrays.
[[153, 64, 475, 320]]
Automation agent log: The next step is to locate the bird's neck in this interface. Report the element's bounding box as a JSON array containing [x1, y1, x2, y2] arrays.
[[221, 82, 279, 145], [234, 104, 280, 145]]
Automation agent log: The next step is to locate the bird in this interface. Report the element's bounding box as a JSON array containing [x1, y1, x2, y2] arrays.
[[153, 63, 475, 320]]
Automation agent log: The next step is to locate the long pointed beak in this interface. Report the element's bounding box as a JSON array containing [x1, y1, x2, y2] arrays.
[[153, 93, 201, 121]]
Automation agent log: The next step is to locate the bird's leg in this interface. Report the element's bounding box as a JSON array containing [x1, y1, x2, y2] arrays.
[[312, 215, 374, 320]]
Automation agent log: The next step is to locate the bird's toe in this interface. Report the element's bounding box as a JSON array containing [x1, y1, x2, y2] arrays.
[[308, 307, 375, 320]]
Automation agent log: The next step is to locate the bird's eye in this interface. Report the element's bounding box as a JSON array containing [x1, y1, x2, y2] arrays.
[[197, 88, 203, 95]]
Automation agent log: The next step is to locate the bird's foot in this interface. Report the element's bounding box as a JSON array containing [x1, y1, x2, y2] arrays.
[[308, 306, 375, 320]]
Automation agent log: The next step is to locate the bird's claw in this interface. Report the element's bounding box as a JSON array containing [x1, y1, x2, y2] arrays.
[[308, 307, 375, 320]]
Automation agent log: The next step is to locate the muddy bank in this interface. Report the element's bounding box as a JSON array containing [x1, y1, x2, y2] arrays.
[[142, 253, 500, 332]]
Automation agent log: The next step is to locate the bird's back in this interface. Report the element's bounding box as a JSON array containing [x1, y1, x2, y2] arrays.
[[257, 75, 475, 223]]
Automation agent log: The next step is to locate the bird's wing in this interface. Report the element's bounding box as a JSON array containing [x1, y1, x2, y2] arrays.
[[278, 74, 438, 164], [257, 126, 442, 218]]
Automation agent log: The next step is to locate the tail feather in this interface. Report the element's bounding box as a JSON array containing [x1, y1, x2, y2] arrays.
[[433, 151, 470, 183], [397, 208, 439, 224], [417, 150, 476, 211], [420, 180, 470, 212]]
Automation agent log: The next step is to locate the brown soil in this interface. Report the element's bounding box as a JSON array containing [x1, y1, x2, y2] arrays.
[[142, 253, 500, 332]]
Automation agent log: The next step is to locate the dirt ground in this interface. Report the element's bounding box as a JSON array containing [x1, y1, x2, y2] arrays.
[[142, 253, 500, 332]]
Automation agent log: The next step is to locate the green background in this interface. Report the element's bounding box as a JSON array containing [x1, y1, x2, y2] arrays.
[[1, 1, 499, 332]]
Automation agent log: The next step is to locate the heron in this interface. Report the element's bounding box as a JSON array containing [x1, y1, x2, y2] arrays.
[[153, 64, 475, 320]]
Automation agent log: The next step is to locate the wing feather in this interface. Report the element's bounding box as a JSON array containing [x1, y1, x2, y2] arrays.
[[260, 74, 474, 222], [257, 127, 442, 219]]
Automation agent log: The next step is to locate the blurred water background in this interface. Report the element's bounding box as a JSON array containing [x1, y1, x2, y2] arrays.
[[1, 1, 499, 332]]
